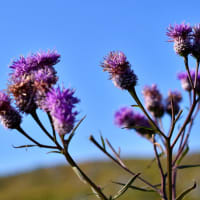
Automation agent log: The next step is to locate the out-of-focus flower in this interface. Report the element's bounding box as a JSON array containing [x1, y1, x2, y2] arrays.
[[114, 107, 154, 138], [177, 70, 200, 93], [142, 84, 164, 118], [0, 91, 21, 129], [167, 23, 192, 56], [44, 86, 79, 136], [101, 51, 137, 90], [8, 50, 59, 113], [192, 24, 200, 59], [165, 91, 182, 115]]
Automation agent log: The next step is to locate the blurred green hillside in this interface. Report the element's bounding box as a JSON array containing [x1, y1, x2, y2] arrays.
[[0, 154, 200, 200]]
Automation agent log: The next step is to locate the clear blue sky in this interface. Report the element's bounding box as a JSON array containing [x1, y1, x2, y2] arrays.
[[1, 0, 200, 175]]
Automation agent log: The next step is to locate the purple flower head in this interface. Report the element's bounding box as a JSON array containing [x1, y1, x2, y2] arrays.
[[8, 50, 59, 113], [166, 90, 182, 115], [192, 24, 200, 59], [177, 70, 200, 92], [142, 84, 164, 118], [114, 107, 135, 128], [167, 23, 192, 41], [9, 50, 60, 79], [44, 86, 80, 136], [114, 107, 154, 138], [0, 91, 21, 129], [167, 23, 192, 56], [101, 51, 137, 90]]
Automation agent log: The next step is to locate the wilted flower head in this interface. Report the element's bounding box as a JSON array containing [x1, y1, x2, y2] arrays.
[[8, 50, 59, 113], [165, 91, 182, 115], [0, 91, 21, 129], [142, 84, 164, 118], [44, 86, 79, 136], [114, 107, 154, 138], [167, 23, 192, 56], [101, 51, 137, 90]]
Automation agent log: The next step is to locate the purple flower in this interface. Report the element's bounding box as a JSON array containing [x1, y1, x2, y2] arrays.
[[114, 107, 154, 138], [167, 23, 192, 56], [101, 51, 137, 90], [44, 86, 80, 136], [165, 91, 182, 115], [9, 50, 60, 79], [0, 91, 21, 129], [142, 84, 164, 118], [177, 70, 200, 93], [114, 107, 135, 128], [8, 50, 59, 113]]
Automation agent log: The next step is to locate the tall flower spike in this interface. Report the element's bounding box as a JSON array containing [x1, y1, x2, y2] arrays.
[[142, 84, 164, 118], [165, 91, 182, 115], [44, 86, 80, 136], [101, 51, 137, 90], [192, 24, 200, 59], [114, 107, 154, 139], [167, 23, 192, 56], [0, 91, 21, 129]]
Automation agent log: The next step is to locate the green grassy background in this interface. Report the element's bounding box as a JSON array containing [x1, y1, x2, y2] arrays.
[[0, 154, 200, 200]]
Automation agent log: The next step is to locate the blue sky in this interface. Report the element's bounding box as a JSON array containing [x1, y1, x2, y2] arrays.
[[1, 0, 200, 175]]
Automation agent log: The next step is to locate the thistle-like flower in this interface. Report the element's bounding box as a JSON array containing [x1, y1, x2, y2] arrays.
[[165, 91, 182, 115], [8, 50, 60, 113], [114, 107, 154, 138], [44, 86, 79, 136], [167, 23, 192, 56], [0, 91, 21, 129], [142, 84, 164, 118], [101, 51, 137, 90], [192, 24, 200, 59]]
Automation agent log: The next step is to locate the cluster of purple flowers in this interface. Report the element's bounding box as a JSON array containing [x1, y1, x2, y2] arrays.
[[101, 51, 137, 90], [0, 50, 80, 136], [167, 23, 200, 58], [114, 107, 153, 138], [9, 50, 59, 113]]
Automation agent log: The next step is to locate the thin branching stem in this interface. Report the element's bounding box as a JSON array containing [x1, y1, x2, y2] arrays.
[[90, 135, 161, 194]]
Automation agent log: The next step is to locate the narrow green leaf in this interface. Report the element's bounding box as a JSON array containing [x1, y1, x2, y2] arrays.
[[176, 182, 196, 200], [112, 181, 155, 192], [12, 144, 37, 149], [131, 104, 139, 107], [177, 145, 189, 165], [47, 151, 62, 154], [112, 173, 140, 200], [177, 164, 200, 169], [100, 133, 106, 150], [67, 116, 86, 143]]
